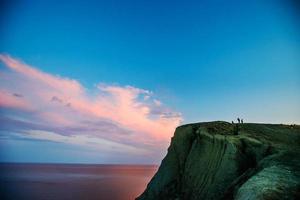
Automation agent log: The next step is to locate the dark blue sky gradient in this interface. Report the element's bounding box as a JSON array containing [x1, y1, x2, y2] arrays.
[[1, 1, 299, 122], [0, 0, 299, 163]]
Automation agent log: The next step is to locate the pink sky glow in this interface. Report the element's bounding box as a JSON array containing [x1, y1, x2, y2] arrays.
[[0, 54, 183, 162]]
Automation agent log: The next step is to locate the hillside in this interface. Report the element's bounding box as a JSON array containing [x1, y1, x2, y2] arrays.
[[137, 121, 300, 200]]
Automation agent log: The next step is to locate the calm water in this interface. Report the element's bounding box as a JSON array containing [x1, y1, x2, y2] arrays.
[[0, 163, 157, 200]]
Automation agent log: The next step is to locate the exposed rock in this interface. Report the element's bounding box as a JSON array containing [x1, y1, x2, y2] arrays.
[[137, 121, 300, 200]]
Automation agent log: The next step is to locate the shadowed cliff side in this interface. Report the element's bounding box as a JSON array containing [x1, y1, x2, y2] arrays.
[[137, 121, 300, 200]]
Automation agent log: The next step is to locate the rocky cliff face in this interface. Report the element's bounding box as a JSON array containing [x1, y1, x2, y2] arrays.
[[137, 121, 300, 200]]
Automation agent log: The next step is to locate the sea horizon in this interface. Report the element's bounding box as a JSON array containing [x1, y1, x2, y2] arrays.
[[0, 163, 158, 200], [0, 162, 158, 166]]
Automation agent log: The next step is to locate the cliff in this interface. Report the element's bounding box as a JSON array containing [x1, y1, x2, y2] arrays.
[[137, 121, 300, 200]]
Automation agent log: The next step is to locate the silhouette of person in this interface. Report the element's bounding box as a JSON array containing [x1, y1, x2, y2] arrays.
[[241, 119, 243, 124], [237, 118, 240, 123], [232, 121, 234, 124]]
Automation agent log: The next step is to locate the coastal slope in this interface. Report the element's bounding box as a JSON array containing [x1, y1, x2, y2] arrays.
[[137, 121, 300, 200]]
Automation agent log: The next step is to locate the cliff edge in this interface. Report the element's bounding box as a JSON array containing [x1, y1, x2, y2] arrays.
[[137, 121, 300, 200]]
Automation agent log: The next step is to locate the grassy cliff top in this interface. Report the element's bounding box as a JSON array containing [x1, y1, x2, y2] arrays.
[[137, 121, 300, 200], [176, 121, 300, 150]]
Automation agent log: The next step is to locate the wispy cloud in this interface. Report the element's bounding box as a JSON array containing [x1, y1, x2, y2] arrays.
[[18, 130, 149, 155], [0, 54, 182, 162]]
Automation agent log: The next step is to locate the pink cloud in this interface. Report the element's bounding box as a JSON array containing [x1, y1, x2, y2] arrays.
[[0, 54, 83, 97], [0, 89, 31, 110], [0, 54, 182, 158]]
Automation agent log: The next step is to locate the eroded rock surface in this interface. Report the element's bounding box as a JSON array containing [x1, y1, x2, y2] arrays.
[[137, 121, 300, 200]]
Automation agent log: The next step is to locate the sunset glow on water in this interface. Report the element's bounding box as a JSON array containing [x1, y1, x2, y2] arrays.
[[0, 163, 158, 200]]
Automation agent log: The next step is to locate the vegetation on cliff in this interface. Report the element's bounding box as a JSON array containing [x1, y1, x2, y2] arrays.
[[137, 121, 300, 200]]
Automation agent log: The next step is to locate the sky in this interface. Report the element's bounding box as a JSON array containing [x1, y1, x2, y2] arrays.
[[0, 0, 299, 164]]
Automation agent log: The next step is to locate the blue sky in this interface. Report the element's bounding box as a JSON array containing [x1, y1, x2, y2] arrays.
[[0, 0, 299, 164]]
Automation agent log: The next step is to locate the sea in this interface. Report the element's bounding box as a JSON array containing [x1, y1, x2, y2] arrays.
[[0, 163, 158, 200]]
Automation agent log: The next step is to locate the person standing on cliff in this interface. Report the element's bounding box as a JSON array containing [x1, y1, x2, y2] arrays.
[[237, 118, 240, 123]]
